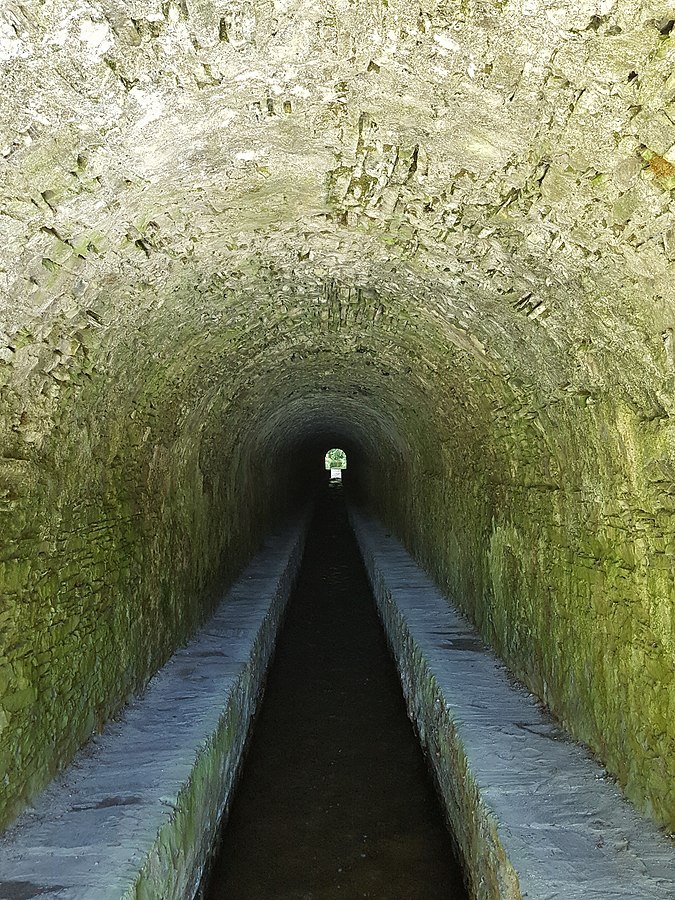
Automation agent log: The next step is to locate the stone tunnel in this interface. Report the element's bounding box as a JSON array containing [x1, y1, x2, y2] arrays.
[[1, 0, 675, 896]]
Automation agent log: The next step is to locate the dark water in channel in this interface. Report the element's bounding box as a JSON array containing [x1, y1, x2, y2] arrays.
[[205, 489, 468, 899]]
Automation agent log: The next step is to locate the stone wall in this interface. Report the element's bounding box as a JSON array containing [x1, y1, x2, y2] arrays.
[[369, 394, 675, 829], [0, 0, 674, 832]]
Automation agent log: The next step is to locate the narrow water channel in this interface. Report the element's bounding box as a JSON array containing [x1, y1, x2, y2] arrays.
[[205, 488, 468, 899]]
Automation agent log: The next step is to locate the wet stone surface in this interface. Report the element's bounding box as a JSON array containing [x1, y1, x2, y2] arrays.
[[1, 0, 675, 840]]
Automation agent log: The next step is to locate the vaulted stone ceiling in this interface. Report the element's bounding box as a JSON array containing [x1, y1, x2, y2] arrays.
[[0, 0, 674, 831]]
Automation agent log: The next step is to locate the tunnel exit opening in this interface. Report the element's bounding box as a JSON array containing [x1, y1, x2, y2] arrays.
[[325, 447, 347, 483]]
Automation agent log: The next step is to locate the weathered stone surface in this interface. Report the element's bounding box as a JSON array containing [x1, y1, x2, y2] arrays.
[[0, 514, 307, 898], [351, 509, 675, 899], [0, 0, 674, 837]]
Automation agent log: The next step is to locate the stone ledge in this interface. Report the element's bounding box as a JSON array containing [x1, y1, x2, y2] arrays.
[[0, 515, 309, 900], [349, 509, 675, 900]]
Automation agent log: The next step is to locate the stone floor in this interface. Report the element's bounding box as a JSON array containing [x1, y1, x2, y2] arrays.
[[1, 504, 674, 899]]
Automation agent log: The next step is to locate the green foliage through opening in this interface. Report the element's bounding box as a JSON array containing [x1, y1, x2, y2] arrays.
[[325, 448, 347, 470]]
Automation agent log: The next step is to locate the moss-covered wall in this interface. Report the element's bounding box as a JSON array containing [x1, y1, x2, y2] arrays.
[[0, 325, 288, 826], [1, 0, 674, 836], [369, 390, 675, 828]]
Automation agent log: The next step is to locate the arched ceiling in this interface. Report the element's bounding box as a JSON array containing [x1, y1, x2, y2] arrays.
[[1, 0, 673, 430]]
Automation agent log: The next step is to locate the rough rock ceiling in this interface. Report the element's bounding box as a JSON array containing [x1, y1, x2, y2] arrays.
[[1, 0, 673, 413]]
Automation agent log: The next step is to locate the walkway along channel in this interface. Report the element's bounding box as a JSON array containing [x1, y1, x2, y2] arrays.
[[0, 518, 310, 899], [0, 492, 674, 897], [205, 487, 467, 898]]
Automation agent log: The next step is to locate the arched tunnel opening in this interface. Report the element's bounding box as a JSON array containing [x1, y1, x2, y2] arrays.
[[2, 0, 675, 896], [325, 446, 347, 482]]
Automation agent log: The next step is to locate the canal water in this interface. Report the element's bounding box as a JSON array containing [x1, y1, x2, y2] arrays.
[[205, 489, 468, 899]]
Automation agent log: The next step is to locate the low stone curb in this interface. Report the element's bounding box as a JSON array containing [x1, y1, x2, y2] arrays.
[[0, 514, 309, 900], [349, 508, 675, 900]]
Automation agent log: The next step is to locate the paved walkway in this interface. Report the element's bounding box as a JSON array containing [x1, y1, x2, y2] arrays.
[[0, 517, 308, 900], [350, 509, 675, 900]]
